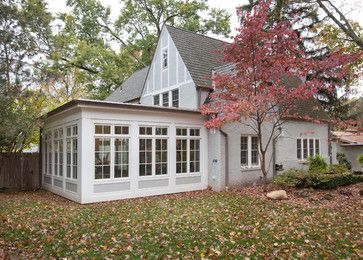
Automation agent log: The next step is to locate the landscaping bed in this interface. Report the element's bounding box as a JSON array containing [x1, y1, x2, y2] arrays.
[[0, 187, 362, 259]]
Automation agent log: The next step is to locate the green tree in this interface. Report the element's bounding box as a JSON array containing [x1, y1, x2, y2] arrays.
[[0, 0, 52, 152], [46, 0, 231, 99]]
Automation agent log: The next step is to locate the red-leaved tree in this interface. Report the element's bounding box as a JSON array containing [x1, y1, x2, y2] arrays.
[[201, 1, 362, 189]]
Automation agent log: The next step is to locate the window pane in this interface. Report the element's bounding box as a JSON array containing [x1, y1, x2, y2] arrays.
[[153, 95, 160, 106], [241, 137, 248, 166], [315, 139, 320, 155], [122, 126, 129, 135], [104, 125, 111, 134], [303, 139, 308, 159], [297, 139, 301, 160], [95, 125, 102, 134], [162, 92, 169, 107], [162, 49, 168, 68], [172, 89, 179, 108], [309, 139, 314, 157], [115, 126, 122, 135]]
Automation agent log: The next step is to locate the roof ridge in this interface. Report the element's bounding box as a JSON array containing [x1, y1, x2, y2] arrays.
[[165, 24, 231, 44]]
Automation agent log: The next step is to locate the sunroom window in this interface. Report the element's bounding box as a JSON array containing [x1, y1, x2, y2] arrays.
[[94, 124, 130, 179], [176, 128, 200, 174], [297, 138, 320, 159], [139, 126, 168, 176], [66, 125, 78, 179]]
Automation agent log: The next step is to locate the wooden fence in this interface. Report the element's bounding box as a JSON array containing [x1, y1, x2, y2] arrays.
[[0, 153, 41, 191]]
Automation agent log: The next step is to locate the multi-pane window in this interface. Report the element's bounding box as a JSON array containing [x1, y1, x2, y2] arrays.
[[162, 92, 169, 107], [297, 138, 320, 159], [176, 128, 201, 174], [251, 137, 259, 166], [172, 89, 179, 108], [139, 126, 168, 176], [54, 128, 63, 177], [162, 48, 168, 69], [95, 137, 111, 179], [153, 95, 160, 106], [240, 136, 260, 168], [241, 137, 248, 166], [95, 124, 130, 179], [66, 125, 78, 179], [44, 132, 52, 175]]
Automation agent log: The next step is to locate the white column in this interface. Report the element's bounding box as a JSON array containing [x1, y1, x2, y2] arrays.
[[129, 120, 139, 193], [80, 117, 94, 203]]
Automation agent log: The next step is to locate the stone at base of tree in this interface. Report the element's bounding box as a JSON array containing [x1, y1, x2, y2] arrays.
[[266, 190, 288, 200]]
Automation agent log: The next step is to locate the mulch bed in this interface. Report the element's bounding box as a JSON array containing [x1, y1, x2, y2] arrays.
[[230, 183, 363, 209]]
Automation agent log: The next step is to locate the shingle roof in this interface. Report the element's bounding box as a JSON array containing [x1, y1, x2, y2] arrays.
[[106, 66, 149, 103], [332, 131, 363, 146], [165, 25, 229, 88]]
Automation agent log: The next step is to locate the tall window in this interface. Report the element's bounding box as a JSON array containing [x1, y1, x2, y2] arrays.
[[153, 95, 160, 106], [240, 136, 260, 168], [114, 126, 129, 178], [44, 131, 52, 175], [162, 48, 168, 69], [66, 125, 78, 179], [176, 128, 200, 174], [172, 89, 179, 108], [162, 92, 169, 107], [54, 128, 63, 177], [297, 138, 320, 159], [139, 126, 168, 176]]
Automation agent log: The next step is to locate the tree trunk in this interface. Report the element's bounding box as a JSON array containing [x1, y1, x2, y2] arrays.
[[260, 156, 268, 192]]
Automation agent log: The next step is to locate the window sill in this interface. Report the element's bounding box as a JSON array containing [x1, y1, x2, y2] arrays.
[[176, 172, 201, 177], [65, 178, 77, 183], [94, 178, 131, 184], [137, 175, 169, 180], [240, 166, 261, 172]]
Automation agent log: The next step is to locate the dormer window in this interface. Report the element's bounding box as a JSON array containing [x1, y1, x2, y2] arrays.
[[162, 48, 168, 69]]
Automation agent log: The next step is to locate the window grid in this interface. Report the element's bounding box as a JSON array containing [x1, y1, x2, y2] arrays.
[[94, 124, 130, 180], [176, 128, 201, 174], [172, 89, 179, 108], [240, 136, 260, 168], [162, 92, 169, 107], [66, 125, 78, 180], [139, 126, 168, 177], [95, 137, 111, 179], [114, 139, 129, 178], [297, 138, 320, 159]]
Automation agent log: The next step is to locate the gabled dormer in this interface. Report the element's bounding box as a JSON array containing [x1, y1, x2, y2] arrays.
[[106, 25, 228, 109], [140, 25, 228, 109]]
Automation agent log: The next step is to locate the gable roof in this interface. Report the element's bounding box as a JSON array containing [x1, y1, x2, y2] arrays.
[[106, 66, 149, 103], [165, 25, 229, 88]]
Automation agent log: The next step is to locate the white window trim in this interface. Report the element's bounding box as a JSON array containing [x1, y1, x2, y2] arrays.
[[153, 88, 180, 108], [162, 47, 168, 70], [241, 136, 260, 169], [94, 124, 131, 181], [176, 127, 201, 175], [297, 138, 320, 161], [65, 124, 78, 180], [138, 126, 169, 178]]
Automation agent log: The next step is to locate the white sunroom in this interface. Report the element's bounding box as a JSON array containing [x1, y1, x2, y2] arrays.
[[41, 99, 208, 204]]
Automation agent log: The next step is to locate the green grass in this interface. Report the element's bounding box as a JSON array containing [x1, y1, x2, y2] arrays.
[[0, 190, 362, 258]]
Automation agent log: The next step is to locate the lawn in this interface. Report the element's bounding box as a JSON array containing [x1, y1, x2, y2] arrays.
[[0, 187, 362, 259]]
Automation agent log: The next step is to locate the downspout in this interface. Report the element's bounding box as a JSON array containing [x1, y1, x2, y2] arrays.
[[220, 129, 229, 190], [39, 127, 43, 189], [328, 123, 333, 168], [272, 136, 277, 177]]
